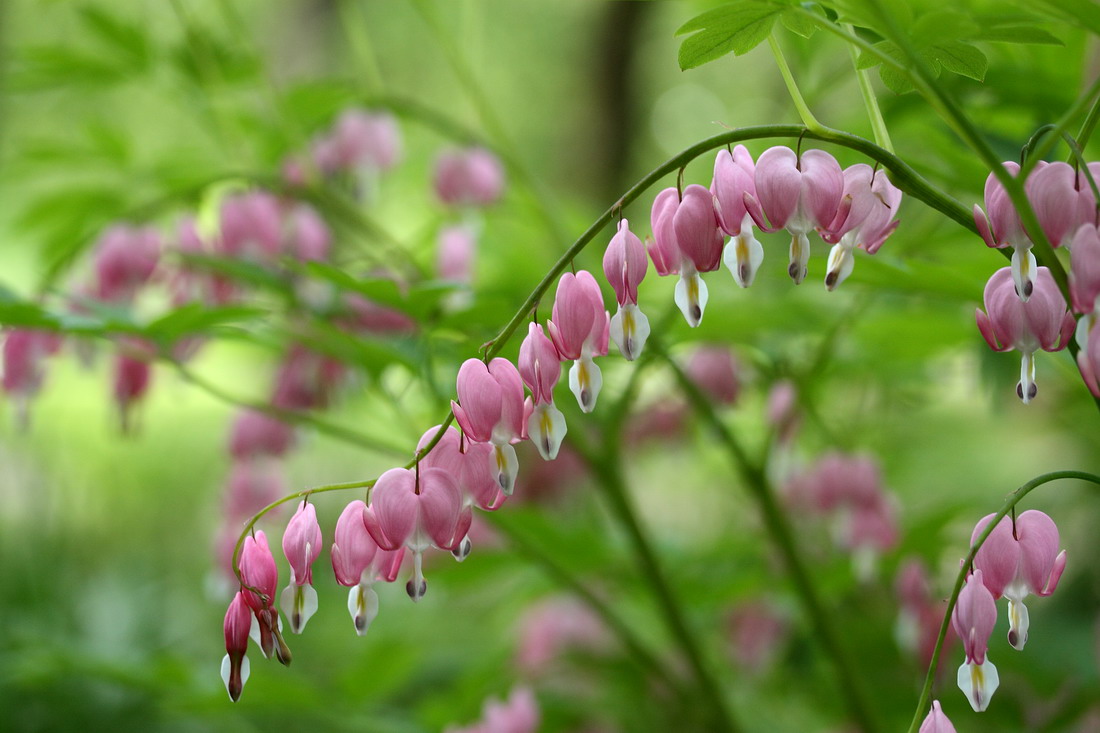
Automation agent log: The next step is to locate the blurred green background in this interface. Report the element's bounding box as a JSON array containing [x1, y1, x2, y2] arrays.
[[1, 1, 1100, 731]]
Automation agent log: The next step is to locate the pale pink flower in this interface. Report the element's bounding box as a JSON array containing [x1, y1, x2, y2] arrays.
[[452, 358, 526, 494], [327, 108, 402, 173], [821, 164, 902, 290], [282, 204, 331, 262], [971, 510, 1066, 650], [952, 569, 999, 712], [331, 499, 405, 635], [746, 146, 844, 284], [685, 346, 740, 406], [434, 148, 505, 207], [515, 597, 609, 674], [280, 501, 322, 633], [518, 323, 567, 461], [648, 186, 724, 326], [229, 409, 295, 460], [363, 466, 469, 601], [975, 266, 1074, 403], [974, 161, 1044, 300], [218, 192, 283, 262], [438, 223, 477, 285]]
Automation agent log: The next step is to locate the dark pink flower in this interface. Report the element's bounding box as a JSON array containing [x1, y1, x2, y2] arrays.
[[220, 591, 252, 702], [92, 225, 161, 303]]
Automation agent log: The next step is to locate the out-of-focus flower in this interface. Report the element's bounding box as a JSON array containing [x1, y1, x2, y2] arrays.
[[434, 147, 505, 207]]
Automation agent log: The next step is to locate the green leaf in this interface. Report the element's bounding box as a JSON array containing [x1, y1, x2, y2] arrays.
[[78, 6, 150, 69], [928, 41, 987, 82], [780, 7, 818, 38], [676, 1, 783, 71], [145, 304, 268, 343], [972, 26, 1063, 45], [879, 63, 915, 95], [910, 10, 977, 47], [1028, 0, 1100, 36]]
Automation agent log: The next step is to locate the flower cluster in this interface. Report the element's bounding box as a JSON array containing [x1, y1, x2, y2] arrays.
[[951, 509, 1066, 712], [971, 160, 1100, 402], [646, 145, 902, 329]]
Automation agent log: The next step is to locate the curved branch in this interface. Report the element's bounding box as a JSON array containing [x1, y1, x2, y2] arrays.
[[905, 470, 1100, 733]]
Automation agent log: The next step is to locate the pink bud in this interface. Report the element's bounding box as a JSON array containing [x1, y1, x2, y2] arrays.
[[417, 425, 505, 511], [648, 188, 681, 277], [1071, 223, 1100, 314], [673, 184, 724, 274], [220, 591, 252, 702], [452, 358, 525, 444], [434, 148, 505, 207], [953, 569, 997, 665], [519, 323, 561, 405], [602, 219, 648, 307], [546, 271, 610, 361], [282, 501, 322, 586], [1025, 161, 1095, 249], [711, 145, 757, 237], [238, 530, 278, 612], [331, 500, 379, 587], [975, 266, 1074, 402], [918, 701, 957, 733], [229, 410, 295, 460]]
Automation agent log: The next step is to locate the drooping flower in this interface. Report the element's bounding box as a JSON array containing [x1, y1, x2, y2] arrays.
[[229, 410, 295, 460], [518, 323, 567, 461], [280, 501, 323, 633], [363, 466, 469, 601], [92, 225, 161, 304], [417, 424, 505, 561], [711, 145, 763, 287], [648, 186, 724, 326], [515, 597, 610, 674], [1025, 161, 1096, 250], [745, 146, 844, 285], [952, 569, 1000, 712], [282, 203, 331, 262], [218, 192, 283, 263], [438, 223, 477, 285], [821, 164, 902, 290], [546, 271, 610, 412], [238, 530, 290, 665], [971, 510, 1066, 650], [452, 358, 526, 494], [434, 148, 505, 208], [919, 700, 957, 733], [602, 219, 650, 359], [2, 329, 59, 429], [220, 591, 252, 702], [445, 686, 541, 733], [331, 499, 404, 635], [113, 339, 155, 434], [975, 266, 1074, 403], [685, 346, 741, 406]]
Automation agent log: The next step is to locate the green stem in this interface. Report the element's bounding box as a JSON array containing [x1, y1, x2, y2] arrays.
[[487, 513, 684, 698], [768, 33, 825, 132], [337, 0, 386, 94], [1074, 89, 1100, 154], [905, 470, 1100, 733], [651, 337, 879, 733], [579, 442, 740, 733], [844, 23, 894, 153]]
